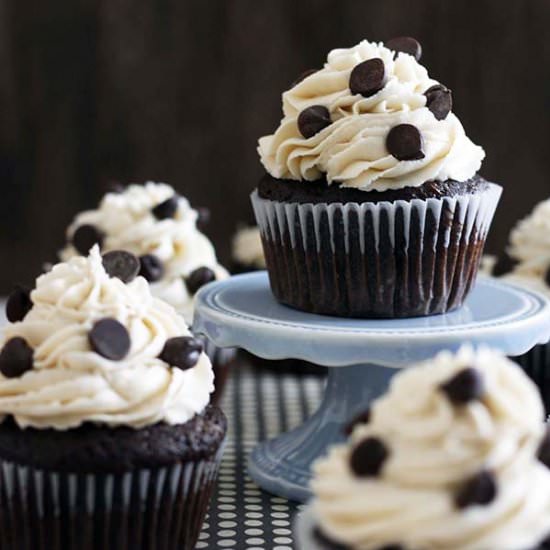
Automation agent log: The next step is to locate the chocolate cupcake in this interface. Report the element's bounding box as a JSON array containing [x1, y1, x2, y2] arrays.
[[59, 181, 235, 403], [483, 198, 550, 413], [231, 225, 326, 375], [0, 248, 226, 550], [253, 38, 501, 318], [297, 347, 550, 549]]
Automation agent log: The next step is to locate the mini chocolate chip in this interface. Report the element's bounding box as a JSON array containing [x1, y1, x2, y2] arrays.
[[185, 266, 217, 295], [492, 252, 518, 277], [298, 105, 332, 139], [138, 254, 164, 282], [88, 318, 130, 360], [425, 84, 453, 120], [343, 408, 371, 436], [386, 36, 422, 61], [102, 250, 140, 283], [6, 286, 33, 322], [72, 224, 104, 256], [386, 124, 425, 161], [292, 68, 317, 87], [159, 336, 204, 370], [0, 337, 34, 378], [440, 368, 485, 405], [349, 58, 386, 97], [538, 426, 550, 469], [152, 195, 178, 220], [196, 207, 211, 230], [349, 436, 388, 477], [455, 470, 497, 509]]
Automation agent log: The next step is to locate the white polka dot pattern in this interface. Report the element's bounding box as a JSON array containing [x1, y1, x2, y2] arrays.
[[199, 362, 324, 549]]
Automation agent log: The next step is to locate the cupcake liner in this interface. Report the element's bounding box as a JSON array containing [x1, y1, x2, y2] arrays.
[[251, 184, 501, 318], [194, 333, 236, 405], [0, 444, 224, 550], [514, 343, 550, 415]]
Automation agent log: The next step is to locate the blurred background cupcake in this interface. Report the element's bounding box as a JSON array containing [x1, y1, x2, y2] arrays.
[[59, 181, 235, 402], [483, 198, 550, 414], [297, 347, 550, 550], [253, 37, 501, 318], [0, 248, 226, 550]]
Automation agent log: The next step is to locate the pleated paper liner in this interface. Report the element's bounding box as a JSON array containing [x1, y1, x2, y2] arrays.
[[252, 183, 502, 318], [0, 443, 225, 550]]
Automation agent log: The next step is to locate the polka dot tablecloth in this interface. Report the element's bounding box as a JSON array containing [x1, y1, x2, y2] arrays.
[[199, 362, 325, 550]]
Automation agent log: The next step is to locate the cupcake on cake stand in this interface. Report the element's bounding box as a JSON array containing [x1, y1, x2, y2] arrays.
[[194, 272, 550, 502]]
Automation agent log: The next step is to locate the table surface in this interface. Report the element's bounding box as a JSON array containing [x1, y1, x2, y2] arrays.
[[200, 361, 324, 550]]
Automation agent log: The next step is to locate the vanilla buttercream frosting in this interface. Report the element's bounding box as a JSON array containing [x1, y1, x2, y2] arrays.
[[311, 347, 550, 550], [259, 39, 485, 192], [60, 182, 228, 324], [231, 226, 266, 270], [0, 248, 214, 430]]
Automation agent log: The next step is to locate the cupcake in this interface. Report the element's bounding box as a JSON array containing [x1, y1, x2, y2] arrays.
[[231, 225, 327, 375], [0, 247, 226, 550], [253, 37, 501, 318], [298, 347, 550, 550], [59, 181, 235, 402], [231, 225, 267, 274], [483, 198, 550, 413]]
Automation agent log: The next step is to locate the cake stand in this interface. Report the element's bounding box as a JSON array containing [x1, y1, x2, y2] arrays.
[[194, 272, 550, 502]]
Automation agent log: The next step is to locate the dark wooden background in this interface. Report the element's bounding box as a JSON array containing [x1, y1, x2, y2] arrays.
[[0, 0, 548, 292]]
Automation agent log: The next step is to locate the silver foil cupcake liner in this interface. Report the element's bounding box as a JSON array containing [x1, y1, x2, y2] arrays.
[[0, 444, 225, 550], [251, 184, 502, 318]]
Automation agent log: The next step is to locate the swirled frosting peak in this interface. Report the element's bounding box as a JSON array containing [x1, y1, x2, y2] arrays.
[[0, 247, 214, 430], [59, 182, 228, 323], [259, 38, 485, 192], [312, 347, 550, 550]]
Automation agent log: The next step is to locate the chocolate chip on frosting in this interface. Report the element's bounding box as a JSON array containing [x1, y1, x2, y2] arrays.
[[6, 285, 33, 323], [88, 318, 130, 360], [440, 367, 485, 405], [343, 408, 371, 436], [492, 252, 518, 277], [159, 336, 204, 370], [138, 254, 164, 282], [72, 224, 104, 256], [537, 426, 550, 469], [455, 470, 497, 509], [386, 124, 425, 161], [102, 250, 140, 283], [185, 266, 217, 294], [386, 36, 422, 61], [0, 337, 34, 378], [349, 58, 386, 97], [152, 195, 178, 220], [298, 105, 332, 139], [425, 84, 453, 121], [350, 436, 389, 477], [292, 68, 317, 87]]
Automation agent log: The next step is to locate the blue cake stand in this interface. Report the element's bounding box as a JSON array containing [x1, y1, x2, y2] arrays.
[[194, 272, 550, 503]]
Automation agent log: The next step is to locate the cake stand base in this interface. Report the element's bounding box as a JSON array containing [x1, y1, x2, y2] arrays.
[[248, 363, 394, 502]]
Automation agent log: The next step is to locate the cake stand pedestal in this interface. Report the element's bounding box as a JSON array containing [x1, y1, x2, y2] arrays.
[[194, 272, 550, 503]]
